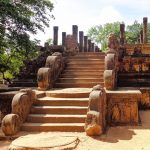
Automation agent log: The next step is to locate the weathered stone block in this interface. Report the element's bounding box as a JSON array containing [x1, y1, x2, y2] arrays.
[[106, 90, 141, 125]]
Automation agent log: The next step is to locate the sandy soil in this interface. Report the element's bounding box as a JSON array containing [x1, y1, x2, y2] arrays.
[[0, 110, 150, 150]]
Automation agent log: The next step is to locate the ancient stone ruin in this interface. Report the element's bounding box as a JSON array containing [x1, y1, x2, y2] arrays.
[[0, 17, 150, 144]]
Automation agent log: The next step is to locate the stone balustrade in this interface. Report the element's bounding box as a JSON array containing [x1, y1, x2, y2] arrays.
[[1, 89, 36, 136]]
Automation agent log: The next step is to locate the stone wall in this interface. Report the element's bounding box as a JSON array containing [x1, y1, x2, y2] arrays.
[[119, 56, 150, 73], [125, 44, 150, 55], [106, 90, 141, 125], [0, 91, 18, 125]]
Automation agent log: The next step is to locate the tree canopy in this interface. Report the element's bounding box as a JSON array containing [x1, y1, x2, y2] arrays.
[[0, 0, 54, 81], [87, 21, 150, 51]]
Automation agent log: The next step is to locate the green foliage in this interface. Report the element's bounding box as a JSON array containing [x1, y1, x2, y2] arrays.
[[88, 21, 150, 51], [46, 38, 53, 45], [87, 22, 120, 51], [126, 21, 142, 44], [0, 0, 54, 81]]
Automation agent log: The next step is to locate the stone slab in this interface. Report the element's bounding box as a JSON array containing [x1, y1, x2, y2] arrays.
[[9, 133, 79, 150]]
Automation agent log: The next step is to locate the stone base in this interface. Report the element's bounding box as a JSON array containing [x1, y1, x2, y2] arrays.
[[9, 133, 80, 150], [106, 89, 141, 126]]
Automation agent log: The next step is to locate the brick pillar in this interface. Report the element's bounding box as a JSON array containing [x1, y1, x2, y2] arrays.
[[88, 40, 91, 52], [140, 29, 143, 44], [53, 26, 58, 45], [72, 25, 78, 43], [84, 36, 88, 52], [143, 17, 148, 43], [79, 31, 84, 52], [62, 32, 66, 46], [120, 24, 125, 45]]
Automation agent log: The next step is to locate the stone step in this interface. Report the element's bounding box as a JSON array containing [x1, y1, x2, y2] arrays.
[[63, 70, 104, 74], [45, 88, 91, 98], [66, 64, 104, 68], [67, 61, 104, 65], [21, 123, 85, 132], [67, 59, 104, 63], [55, 82, 104, 88], [31, 106, 87, 115], [68, 56, 105, 59], [57, 78, 103, 83], [27, 114, 86, 123], [65, 66, 104, 70], [35, 97, 89, 106], [60, 74, 102, 78], [76, 52, 105, 55]]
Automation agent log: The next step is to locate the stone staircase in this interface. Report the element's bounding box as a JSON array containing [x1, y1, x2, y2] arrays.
[[55, 52, 105, 88], [21, 52, 105, 132]]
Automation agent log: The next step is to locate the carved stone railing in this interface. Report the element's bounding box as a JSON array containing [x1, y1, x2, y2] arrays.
[[104, 33, 119, 90], [1, 89, 36, 136], [37, 52, 64, 90], [85, 85, 106, 136]]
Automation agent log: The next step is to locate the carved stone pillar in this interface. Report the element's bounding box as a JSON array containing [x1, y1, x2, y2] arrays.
[[79, 31, 84, 52], [53, 26, 58, 45], [91, 43, 94, 52], [72, 25, 78, 43], [120, 24, 125, 45], [143, 17, 148, 43], [62, 32, 66, 46], [88, 39, 91, 52], [140, 29, 143, 44], [84, 36, 88, 52]]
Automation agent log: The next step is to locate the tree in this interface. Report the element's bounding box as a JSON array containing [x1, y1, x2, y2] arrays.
[[88, 21, 150, 51], [87, 22, 120, 51], [0, 0, 54, 81], [126, 21, 142, 44]]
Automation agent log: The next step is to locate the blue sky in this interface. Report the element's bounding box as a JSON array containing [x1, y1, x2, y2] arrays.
[[36, 0, 150, 45]]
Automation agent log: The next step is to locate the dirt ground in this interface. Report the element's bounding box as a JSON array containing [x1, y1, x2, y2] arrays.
[[0, 110, 150, 150]]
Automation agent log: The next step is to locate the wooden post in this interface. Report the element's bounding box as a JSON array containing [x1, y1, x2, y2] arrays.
[[143, 17, 148, 43], [53, 26, 58, 45], [72, 25, 78, 43], [84, 36, 88, 52], [79, 31, 84, 52], [140, 29, 143, 44], [88, 40, 91, 52], [62, 32, 66, 46], [120, 24, 125, 45]]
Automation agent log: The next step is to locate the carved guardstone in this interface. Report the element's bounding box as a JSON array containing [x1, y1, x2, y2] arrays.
[[85, 85, 106, 136], [2, 89, 36, 136]]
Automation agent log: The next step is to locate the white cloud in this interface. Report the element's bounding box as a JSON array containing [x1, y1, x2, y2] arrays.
[[97, 6, 123, 24], [35, 0, 150, 45]]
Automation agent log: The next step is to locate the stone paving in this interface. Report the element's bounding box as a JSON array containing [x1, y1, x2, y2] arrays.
[[0, 110, 150, 149]]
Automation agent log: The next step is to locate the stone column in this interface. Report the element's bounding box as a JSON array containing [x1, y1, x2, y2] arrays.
[[79, 31, 84, 52], [84, 36, 88, 52], [120, 24, 125, 45], [140, 29, 143, 44], [95, 46, 99, 52], [143, 17, 148, 43], [62, 32, 66, 46], [88, 40, 91, 52], [72, 25, 78, 43], [91, 43, 94, 52], [53, 26, 58, 45]]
